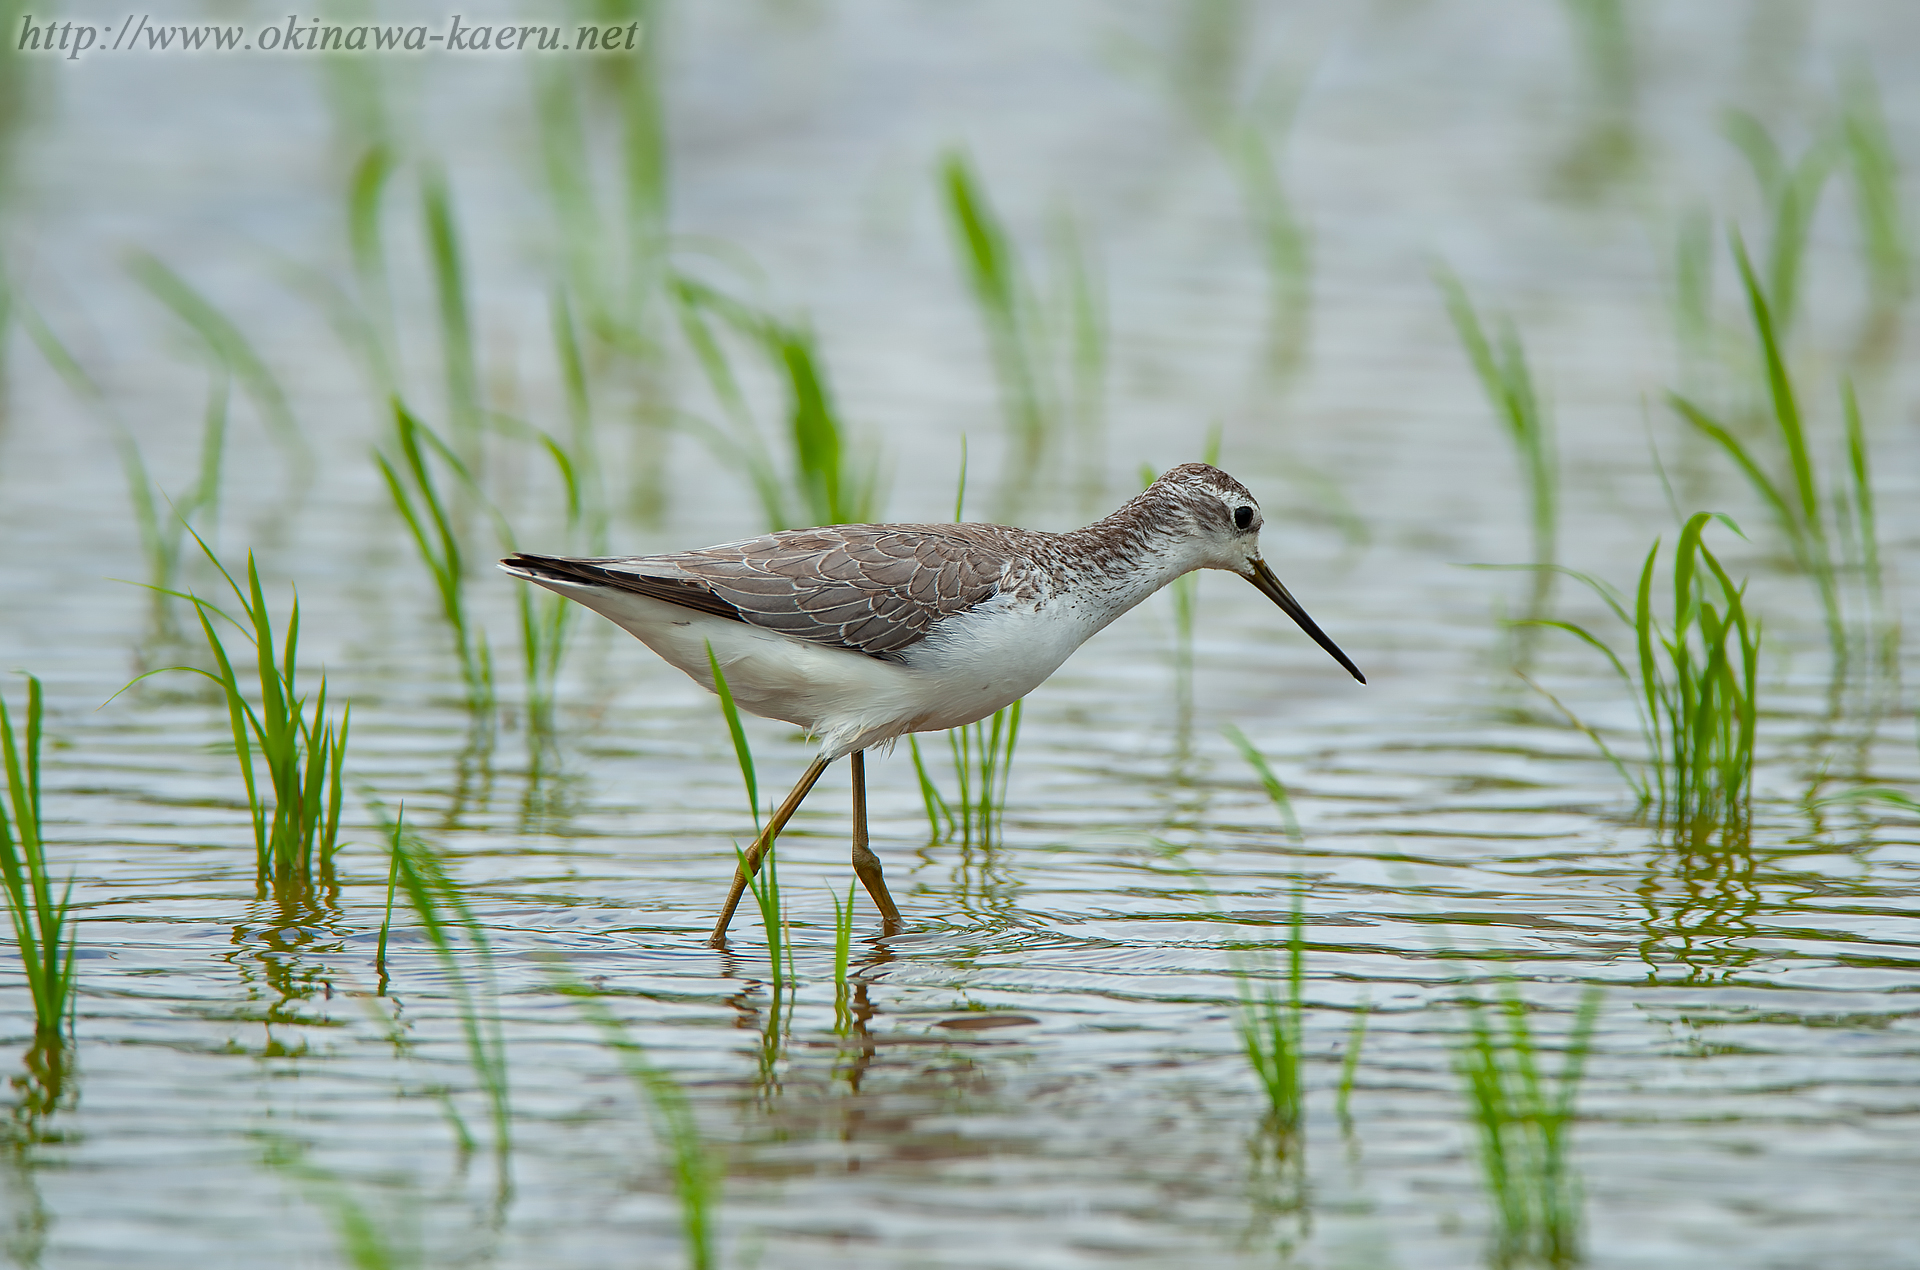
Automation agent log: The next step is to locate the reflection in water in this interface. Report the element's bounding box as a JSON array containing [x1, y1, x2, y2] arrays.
[[719, 935, 1053, 1183], [1242, 1123, 1312, 1263], [226, 891, 348, 1042], [1634, 839, 1764, 985], [1, 1039, 73, 1270], [516, 722, 585, 836], [442, 713, 498, 832]]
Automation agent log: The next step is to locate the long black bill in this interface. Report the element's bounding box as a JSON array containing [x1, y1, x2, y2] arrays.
[[1245, 558, 1366, 684]]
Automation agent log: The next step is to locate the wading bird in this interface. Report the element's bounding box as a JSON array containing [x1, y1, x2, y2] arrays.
[[500, 463, 1363, 943]]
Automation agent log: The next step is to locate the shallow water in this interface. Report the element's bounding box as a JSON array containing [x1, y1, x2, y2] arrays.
[[1, 3, 1918, 1267]]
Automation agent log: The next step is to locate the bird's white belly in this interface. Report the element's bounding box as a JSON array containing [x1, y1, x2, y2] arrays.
[[529, 579, 1101, 758]]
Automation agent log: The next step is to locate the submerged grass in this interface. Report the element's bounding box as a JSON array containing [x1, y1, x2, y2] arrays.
[[0, 677, 77, 1043], [1452, 985, 1603, 1269], [1669, 238, 1887, 687], [129, 539, 349, 892], [1524, 512, 1758, 850]]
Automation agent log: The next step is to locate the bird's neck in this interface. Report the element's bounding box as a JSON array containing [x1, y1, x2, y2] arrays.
[[1055, 488, 1204, 595]]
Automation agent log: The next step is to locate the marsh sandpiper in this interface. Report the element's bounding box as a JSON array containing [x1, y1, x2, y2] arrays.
[[500, 462, 1364, 943]]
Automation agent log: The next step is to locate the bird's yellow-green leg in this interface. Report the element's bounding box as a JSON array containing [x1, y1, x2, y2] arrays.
[[849, 750, 902, 931], [710, 754, 831, 945]]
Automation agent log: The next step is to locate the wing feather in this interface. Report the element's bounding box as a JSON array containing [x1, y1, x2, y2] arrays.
[[501, 523, 1014, 660]]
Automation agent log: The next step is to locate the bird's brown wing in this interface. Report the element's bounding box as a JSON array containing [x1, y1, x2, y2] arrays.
[[502, 524, 1011, 659]]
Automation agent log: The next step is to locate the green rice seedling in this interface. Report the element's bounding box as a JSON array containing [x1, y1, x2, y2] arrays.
[[21, 301, 253, 642], [907, 735, 956, 842], [420, 168, 484, 465], [1150, 17, 1313, 381], [1235, 883, 1308, 1135], [1225, 105, 1313, 377], [1669, 239, 1883, 679], [551, 285, 612, 555], [377, 803, 512, 1195], [128, 538, 349, 891], [905, 703, 1023, 848], [707, 653, 793, 986], [1236, 941, 1313, 1129], [671, 276, 882, 530], [1552, 0, 1639, 197], [937, 163, 1111, 517], [116, 366, 232, 637], [741, 840, 795, 992], [940, 150, 1049, 520], [375, 404, 495, 713], [1050, 212, 1109, 514], [1437, 270, 1558, 620], [345, 145, 400, 395], [767, 319, 875, 529], [1523, 512, 1758, 850], [705, 644, 759, 834], [375, 840, 400, 997], [1223, 723, 1304, 844], [125, 250, 306, 467], [938, 153, 1113, 515], [1335, 1000, 1369, 1126], [529, 5, 672, 518], [1840, 68, 1911, 319], [531, 0, 668, 347], [1451, 985, 1602, 1269], [262, 1135, 422, 1270], [0, 677, 77, 1043], [1719, 110, 1838, 340], [556, 977, 720, 1270], [482, 412, 585, 735], [829, 879, 856, 1033], [949, 701, 1023, 847]]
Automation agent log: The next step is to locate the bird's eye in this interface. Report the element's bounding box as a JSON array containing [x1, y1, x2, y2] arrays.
[[1233, 505, 1255, 531]]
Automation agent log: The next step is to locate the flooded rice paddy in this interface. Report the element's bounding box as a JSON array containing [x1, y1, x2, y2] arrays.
[[0, 3, 1917, 1267]]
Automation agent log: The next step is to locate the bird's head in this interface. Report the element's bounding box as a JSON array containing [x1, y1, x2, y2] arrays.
[[1149, 462, 1366, 684]]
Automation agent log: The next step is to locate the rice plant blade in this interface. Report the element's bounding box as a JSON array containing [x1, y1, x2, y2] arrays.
[[1222, 724, 1303, 844], [1730, 237, 1821, 532], [421, 167, 482, 451], [705, 644, 759, 833], [125, 249, 305, 461]]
